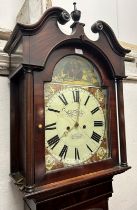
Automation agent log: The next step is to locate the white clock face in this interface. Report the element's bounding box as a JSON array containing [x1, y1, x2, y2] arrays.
[[45, 87, 105, 165]]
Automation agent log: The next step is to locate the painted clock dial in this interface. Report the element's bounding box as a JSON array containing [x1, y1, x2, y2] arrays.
[[44, 54, 109, 171], [45, 87, 105, 165]]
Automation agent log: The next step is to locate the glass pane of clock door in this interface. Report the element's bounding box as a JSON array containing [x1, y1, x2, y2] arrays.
[[44, 55, 109, 172]]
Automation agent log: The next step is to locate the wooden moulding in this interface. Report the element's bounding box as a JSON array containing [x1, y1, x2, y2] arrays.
[[23, 166, 130, 210], [25, 166, 130, 200]]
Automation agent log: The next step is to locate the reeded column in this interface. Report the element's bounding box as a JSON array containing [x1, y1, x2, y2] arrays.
[[24, 68, 35, 192], [117, 78, 128, 167]]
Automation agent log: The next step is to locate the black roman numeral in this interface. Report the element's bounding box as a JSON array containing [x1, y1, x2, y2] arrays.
[[75, 148, 80, 160], [91, 107, 99, 114], [45, 123, 56, 130], [84, 95, 90, 106], [59, 145, 68, 159], [94, 121, 103, 126], [47, 135, 60, 149], [73, 90, 79, 102], [91, 131, 101, 143], [48, 108, 60, 113], [58, 94, 68, 105], [86, 144, 93, 153]]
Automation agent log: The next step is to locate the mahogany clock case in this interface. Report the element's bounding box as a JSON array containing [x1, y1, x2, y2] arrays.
[[4, 5, 130, 209], [33, 44, 119, 186]]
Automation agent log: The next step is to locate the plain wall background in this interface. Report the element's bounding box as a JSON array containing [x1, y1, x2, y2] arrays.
[[0, 0, 137, 210]]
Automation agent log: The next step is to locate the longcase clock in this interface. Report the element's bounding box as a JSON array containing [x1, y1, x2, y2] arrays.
[[4, 3, 131, 210]]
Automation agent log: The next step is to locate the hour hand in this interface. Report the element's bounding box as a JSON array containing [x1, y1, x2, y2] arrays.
[[59, 126, 73, 139]]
